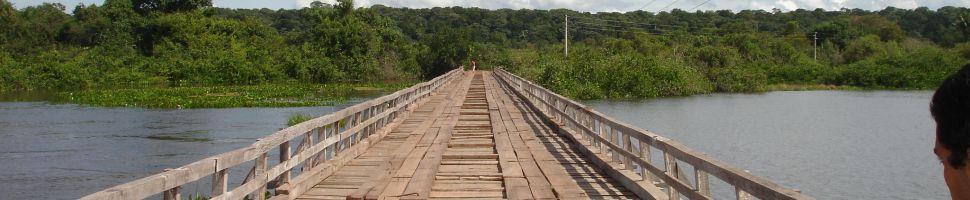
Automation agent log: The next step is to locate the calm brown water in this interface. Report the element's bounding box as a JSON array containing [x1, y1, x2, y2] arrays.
[[585, 91, 945, 199]]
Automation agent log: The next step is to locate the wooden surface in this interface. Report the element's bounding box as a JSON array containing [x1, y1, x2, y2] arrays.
[[82, 69, 464, 200], [494, 69, 812, 200], [295, 72, 639, 200], [85, 69, 808, 200]]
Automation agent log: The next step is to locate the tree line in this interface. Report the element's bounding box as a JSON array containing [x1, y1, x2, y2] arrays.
[[367, 5, 970, 98], [1, 0, 968, 99], [0, 0, 466, 91]]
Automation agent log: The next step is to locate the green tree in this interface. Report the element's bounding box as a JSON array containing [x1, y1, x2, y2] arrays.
[[418, 28, 471, 78], [133, 0, 211, 14], [851, 15, 905, 41], [0, 0, 19, 48]]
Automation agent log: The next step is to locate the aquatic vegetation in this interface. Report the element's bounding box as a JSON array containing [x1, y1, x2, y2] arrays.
[[759, 84, 862, 92], [60, 83, 412, 109], [287, 113, 313, 126]]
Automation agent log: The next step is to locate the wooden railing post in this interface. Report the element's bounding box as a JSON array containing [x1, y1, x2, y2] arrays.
[[639, 140, 651, 182], [333, 121, 343, 158], [696, 168, 711, 197], [162, 168, 182, 200], [328, 122, 337, 160], [302, 131, 315, 171], [664, 152, 680, 200], [623, 134, 632, 170], [737, 187, 752, 200], [598, 121, 607, 150], [610, 128, 618, 165], [163, 186, 181, 200], [582, 112, 590, 142], [212, 160, 228, 196], [255, 153, 268, 200], [587, 119, 597, 144], [279, 140, 291, 185]]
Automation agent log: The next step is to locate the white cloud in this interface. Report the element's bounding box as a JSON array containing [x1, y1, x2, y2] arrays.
[[775, 0, 799, 11], [749, 1, 774, 11], [295, 0, 339, 8]]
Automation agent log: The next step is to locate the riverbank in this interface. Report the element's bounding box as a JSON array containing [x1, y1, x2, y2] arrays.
[[13, 82, 415, 109], [758, 84, 862, 92]]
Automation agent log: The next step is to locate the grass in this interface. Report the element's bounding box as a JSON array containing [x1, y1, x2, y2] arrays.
[[58, 82, 414, 109], [759, 83, 863, 92], [287, 113, 313, 126]]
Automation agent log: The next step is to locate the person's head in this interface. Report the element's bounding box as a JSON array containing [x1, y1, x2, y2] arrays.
[[931, 63, 970, 199]]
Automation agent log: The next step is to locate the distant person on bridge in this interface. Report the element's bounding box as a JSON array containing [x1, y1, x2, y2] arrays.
[[931, 64, 970, 200], [472, 60, 477, 71]]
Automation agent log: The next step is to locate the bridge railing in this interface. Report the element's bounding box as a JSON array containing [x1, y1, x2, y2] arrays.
[[82, 69, 464, 200], [494, 69, 812, 200]]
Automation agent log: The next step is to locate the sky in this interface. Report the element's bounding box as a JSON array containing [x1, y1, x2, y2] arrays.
[[8, 0, 970, 13]]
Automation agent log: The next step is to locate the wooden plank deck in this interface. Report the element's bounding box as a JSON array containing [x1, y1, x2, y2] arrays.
[[296, 71, 638, 200], [82, 69, 810, 200], [82, 69, 809, 200]]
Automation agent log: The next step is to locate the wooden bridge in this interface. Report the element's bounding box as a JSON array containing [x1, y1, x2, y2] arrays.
[[83, 70, 811, 200]]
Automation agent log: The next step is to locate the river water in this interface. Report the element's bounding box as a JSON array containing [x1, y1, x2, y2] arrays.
[[0, 100, 363, 199], [585, 91, 945, 199], [0, 91, 946, 199]]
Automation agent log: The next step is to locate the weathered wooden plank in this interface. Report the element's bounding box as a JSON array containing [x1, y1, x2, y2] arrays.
[[428, 191, 505, 198], [83, 69, 465, 200], [400, 103, 460, 200], [492, 71, 653, 200], [493, 69, 811, 200]]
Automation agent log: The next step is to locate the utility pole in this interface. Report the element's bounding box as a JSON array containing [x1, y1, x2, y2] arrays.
[[565, 15, 569, 58], [813, 32, 818, 62]]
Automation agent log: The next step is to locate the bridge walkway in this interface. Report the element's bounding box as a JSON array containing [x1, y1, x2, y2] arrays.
[[82, 69, 811, 200], [297, 71, 637, 199]]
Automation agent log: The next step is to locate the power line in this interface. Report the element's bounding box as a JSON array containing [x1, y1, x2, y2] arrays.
[[572, 21, 640, 30], [572, 21, 705, 35], [570, 16, 696, 31], [568, 15, 657, 27], [570, 22, 662, 34], [571, 26, 666, 36], [572, 21, 814, 39], [638, 0, 658, 11], [572, 22, 718, 37], [568, 14, 824, 40], [571, 16, 737, 33], [657, 0, 681, 13], [571, 15, 831, 38], [688, 0, 711, 11]]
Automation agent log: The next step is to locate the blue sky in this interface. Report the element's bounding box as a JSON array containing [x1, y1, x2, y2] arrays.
[[9, 0, 970, 13]]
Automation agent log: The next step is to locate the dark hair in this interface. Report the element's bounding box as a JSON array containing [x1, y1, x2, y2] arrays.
[[931, 64, 970, 169]]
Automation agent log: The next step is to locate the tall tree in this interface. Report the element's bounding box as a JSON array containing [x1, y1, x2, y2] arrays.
[[419, 28, 470, 78], [133, 0, 211, 14]]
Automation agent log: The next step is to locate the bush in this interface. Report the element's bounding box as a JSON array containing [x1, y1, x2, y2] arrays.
[[709, 66, 767, 92], [765, 64, 836, 84], [832, 45, 966, 89], [287, 113, 313, 126], [526, 45, 712, 99], [955, 42, 970, 60]]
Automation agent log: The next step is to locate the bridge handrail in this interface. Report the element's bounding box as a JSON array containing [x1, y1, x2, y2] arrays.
[[81, 69, 464, 200], [494, 69, 812, 200]]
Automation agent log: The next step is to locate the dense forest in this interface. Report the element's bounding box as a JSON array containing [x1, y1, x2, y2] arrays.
[[1, 0, 969, 101]]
